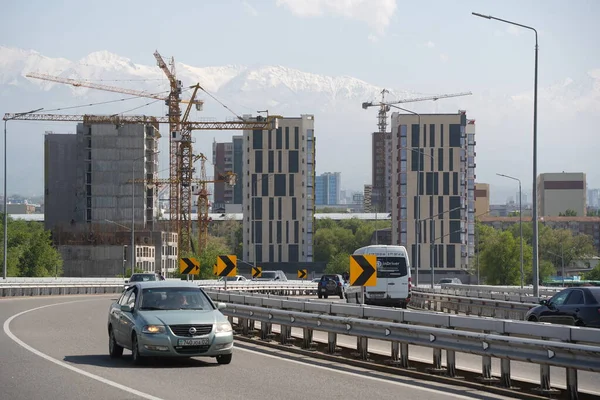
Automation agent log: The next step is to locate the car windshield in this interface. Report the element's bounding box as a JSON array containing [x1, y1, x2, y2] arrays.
[[139, 287, 214, 311], [260, 272, 277, 279], [129, 274, 157, 282], [439, 279, 453, 284]]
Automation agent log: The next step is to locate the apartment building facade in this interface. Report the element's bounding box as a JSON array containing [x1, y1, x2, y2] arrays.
[[242, 115, 316, 264], [390, 111, 475, 272], [537, 172, 587, 216]]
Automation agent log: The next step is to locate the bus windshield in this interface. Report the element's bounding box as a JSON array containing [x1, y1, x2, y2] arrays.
[[376, 257, 408, 278]]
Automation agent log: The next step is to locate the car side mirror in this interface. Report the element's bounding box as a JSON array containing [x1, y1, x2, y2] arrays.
[[216, 302, 227, 310], [539, 299, 547, 306], [120, 305, 132, 312], [124, 280, 129, 284]]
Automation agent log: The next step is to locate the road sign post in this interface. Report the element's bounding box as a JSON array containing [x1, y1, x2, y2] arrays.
[[297, 269, 307, 280], [349, 255, 377, 305]]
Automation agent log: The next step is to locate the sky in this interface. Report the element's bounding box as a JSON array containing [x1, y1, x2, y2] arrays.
[[1, 0, 599, 203]]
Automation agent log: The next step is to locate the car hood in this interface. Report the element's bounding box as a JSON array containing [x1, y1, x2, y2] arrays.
[[138, 310, 225, 326]]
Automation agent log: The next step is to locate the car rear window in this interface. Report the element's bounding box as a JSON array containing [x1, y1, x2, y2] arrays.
[[589, 288, 600, 303], [321, 275, 339, 281]]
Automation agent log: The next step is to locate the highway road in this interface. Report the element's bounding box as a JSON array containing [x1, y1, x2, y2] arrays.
[[1, 295, 518, 400]]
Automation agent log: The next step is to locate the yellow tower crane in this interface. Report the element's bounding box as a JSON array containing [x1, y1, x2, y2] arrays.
[[21, 51, 279, 257]]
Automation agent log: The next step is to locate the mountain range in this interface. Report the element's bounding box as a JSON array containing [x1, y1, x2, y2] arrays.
[[1, 45, 599, 202]]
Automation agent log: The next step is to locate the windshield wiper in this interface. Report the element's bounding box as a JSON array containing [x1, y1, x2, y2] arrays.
[[140, 307, 164, 310]]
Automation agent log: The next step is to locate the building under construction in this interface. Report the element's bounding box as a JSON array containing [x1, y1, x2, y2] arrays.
[[44, 123, 178, 277]]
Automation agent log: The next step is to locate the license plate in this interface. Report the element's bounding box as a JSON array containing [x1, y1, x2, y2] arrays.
[[178, 338, 209, 346], [369, 293, 384, 299], [321, 288, 327, 292]]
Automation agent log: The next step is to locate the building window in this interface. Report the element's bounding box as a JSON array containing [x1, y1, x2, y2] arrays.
[[285, 127, 290, 150], [429, 124, 435, 147], [255, 151, 263, 173], [289, 174, 295, 196], [443, 172, 450, 195], [411, 124, 420, 147], [262, 174, 269, 196], [276, 128, 282, 149], [453, 172, 459, 195], [274, 174, 286, 196], [294, 127, 299, 149], [400, 125, 407, 137], [268, 151, 274, 173], [253, 197, 262, 220], [269, 198, 274, 220], [292, 197, 297, 219], [253, 130, 263, 149], [289, 150, 299, 173], [438, 148, 444, 171], [400, 160, 407, 172], [449, 124, 461, 147]]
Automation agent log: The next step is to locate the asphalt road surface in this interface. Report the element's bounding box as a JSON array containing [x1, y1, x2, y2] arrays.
[[0, 294, 520, 400]]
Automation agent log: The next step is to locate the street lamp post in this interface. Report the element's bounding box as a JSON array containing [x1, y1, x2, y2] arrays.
[[3, 108, 44, 280], [472, 12, 540, 297], [419, 206, 462, 288], [388, 105, 422, 287], [497, 173, 524, 288]]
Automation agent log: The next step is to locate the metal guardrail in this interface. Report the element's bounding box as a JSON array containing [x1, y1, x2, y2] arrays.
[[0, 280, 317, 297], [437, 283, 562, 300], [218, 301, 599, 398], [410, 291, 536, 320]]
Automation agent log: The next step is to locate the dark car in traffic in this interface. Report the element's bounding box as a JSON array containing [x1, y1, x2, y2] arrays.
[[317, 274, 346, 299], [525, 286, 600, 328]]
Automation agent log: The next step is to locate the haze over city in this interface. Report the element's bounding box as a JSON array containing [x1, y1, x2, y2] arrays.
[[1, 0, 599, 203]]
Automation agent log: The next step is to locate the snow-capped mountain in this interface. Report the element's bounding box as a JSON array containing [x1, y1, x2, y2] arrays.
[[0, 46, 599, 200]]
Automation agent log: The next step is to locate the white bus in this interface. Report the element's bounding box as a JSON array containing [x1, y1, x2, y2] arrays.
[[346, 245, 412, 308]]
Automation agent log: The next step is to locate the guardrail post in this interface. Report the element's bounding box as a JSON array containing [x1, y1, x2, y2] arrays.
[[302, 327, 314, 350], [531, 336, 560, 396], [500, 358, 512, 388], [477, 330, 499, 384], [566, 368, 578, 400], [327, 331, 337, 354]]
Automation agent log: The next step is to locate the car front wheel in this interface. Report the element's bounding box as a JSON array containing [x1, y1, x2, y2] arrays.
[[108, 327, 123, 358], [131, 334, 144, 365], [217, 354, 232, 365]]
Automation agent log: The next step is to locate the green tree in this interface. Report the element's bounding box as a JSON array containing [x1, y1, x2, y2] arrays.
[[480, 230, 533, 285], [324, 252, 350, 274], [587, 209, 599, 217], [584, 265, 600, 281], [539, 228, 596, 271], [559, 209, 578, 216], [175, 236, 230, 280], [0, 215, 63, 277]]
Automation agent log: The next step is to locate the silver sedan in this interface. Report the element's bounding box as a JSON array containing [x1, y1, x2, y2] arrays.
[[107, 281, 234, 365]]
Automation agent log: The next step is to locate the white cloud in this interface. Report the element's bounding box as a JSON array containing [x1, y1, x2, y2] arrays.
[[425, 40, 435, 48], [367, 34, 379, 43], [439, 53, 449, 63], [243, 1, 259, 16], [275, 0, 397, 36]]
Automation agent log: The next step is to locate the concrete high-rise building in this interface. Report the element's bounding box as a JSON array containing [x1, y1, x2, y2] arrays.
[[315, 172, 341, 205], [211, 138, 240, 212], [390, 111, 475, 274], [475, 183, 490, 216], [371, 131, 392, 213], [45, 123, 159, 230], [537, 172, 586, 216], [44, 123, 178, 277], [242, 115, 315, 264]]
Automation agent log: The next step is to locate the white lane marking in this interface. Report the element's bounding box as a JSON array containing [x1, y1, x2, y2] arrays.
[[3, 299, 165, 400], [235, 346, 499, 400]]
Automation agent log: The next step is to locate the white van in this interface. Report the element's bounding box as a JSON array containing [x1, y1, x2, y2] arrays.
[[346, 245, 412, 308]]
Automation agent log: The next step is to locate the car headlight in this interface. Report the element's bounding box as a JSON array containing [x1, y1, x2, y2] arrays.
[[142, 325, 166, 334], [215, 321, 233, 333]]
